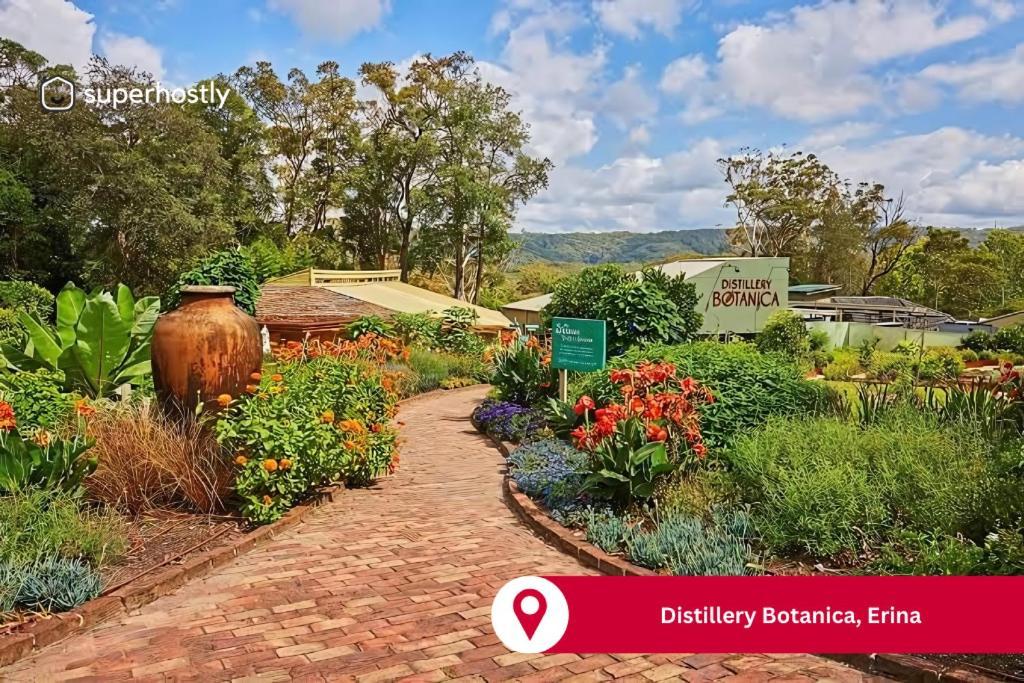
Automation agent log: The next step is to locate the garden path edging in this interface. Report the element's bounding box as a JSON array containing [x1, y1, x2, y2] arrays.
[[0, 386, 469, 670], [488, 433, 1008, 683]]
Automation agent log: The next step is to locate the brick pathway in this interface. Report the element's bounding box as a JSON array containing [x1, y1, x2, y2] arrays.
[[2, 387, 883, 682]]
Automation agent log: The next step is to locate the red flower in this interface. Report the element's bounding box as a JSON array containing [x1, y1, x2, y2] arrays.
[[0, 401, 15, 432], [593, 417, 616, 438], [645, 424, 668, 442], [574, 395, 596, 415], [693, 443, 707, 458], [629, 397, 645, 414]]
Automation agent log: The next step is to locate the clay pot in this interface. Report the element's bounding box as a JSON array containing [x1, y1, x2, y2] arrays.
[[152, 286, 262, 416]]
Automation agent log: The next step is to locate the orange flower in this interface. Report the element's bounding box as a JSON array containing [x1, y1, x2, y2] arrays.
[[73, 398, 95, 418], [371, 423, 382, 433], [525, 336, 541, 350], [217, 393, 232, 407], [344, 440, 358, 450], [338, 419, 364, 433], [321, 410, 335, 424], [245, 384, 259, 394], [234, 454, 248, 466], [262, 458, 278, 472], [250, 371, 262, 381], [32, 429, 51, 447], [0, 401, 15, 431], [271, 373, 284, 382], [541, 354, 551, 366], [279, 458, 292, 471], [262, 495, 273, 505]]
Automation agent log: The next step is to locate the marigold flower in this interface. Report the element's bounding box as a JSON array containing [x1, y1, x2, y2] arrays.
[[321, 410, 335, 424], [262, 458, 278, 472], [271, 373, 284, 382], [217, 393, 232, 407], [74, 398, 96, 417], [32, 429, 51, 447], [0, 401, 16, 431], [262, 495, 273, 505], [235, 455, 248, 466], [250, 372, 262, 381], [245, 384, 259, 394], [279, 458, 292, 470], [338, 418, 364, 433], [344, 440, 358, 450]]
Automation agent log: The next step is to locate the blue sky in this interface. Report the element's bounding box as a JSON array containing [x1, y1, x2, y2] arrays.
[[3, 0, 1023, 232]]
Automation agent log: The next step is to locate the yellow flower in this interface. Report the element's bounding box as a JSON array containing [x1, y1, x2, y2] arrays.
[[234, 455, 248, 466], [321, 410, 335, 424], [263, 459, 278, 472]]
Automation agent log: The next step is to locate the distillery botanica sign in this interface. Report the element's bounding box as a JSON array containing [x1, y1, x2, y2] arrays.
[[551, 318, 606, 372]]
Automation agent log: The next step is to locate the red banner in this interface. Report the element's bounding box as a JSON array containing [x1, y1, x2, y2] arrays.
[[489, 576, 1024, 654]]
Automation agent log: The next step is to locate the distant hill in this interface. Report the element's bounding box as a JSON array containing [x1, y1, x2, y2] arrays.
[[513, 229, 731, 265], [511, 225, 1024, 266]]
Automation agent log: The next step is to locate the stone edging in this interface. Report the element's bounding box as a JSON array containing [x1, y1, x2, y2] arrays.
[[0, 385, 470, 670], [489, 433, 1008, 683]]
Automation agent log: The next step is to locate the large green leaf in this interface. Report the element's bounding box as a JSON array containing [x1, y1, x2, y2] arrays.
[[72, 294, 131, 397], [116, 284, 136, 328], [55, 283, 86, 348], [17, 311, 62, 368], [131, 296, 161, 337]]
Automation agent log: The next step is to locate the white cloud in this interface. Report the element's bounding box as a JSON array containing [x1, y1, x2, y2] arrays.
[[659, 54, 707, 93], [594, 0, 688, 39], [628, 125, 650, 145], [0, 0, 94, 70], [658, 53, 721, 124], [971, 0, 1018, 22], [480, 1, 606, 164], [268, 0, 391, 42], [920, 43, 1024, 104], [602, 64, 658, 129], [715, 0, 993, 121], [99, 33, 164, 80], [802, 121, 881, 149]]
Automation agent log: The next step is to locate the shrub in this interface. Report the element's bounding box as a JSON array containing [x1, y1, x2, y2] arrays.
[[489, 337, 556, 407], [870, 531, 984, 576], [727, 411, 1018, 558], [438, 307, 486, 355], [625, 509, 752, 575], [546, 265, 701, 354], [403, 347, 486, 396], [506, 438, 590, 516], [348, 315, 394, 340], [822, 350, 863, 381], [471, 399, 546, 443], [756, 310, 809, 356], [916, 347, 964, 382], [0, 406, 97, 496], [167, 249, 262, 315], [0, 281, 54, 320], [0, 307, 23, 347], [0, 490, 125, 569], [960, 330, 994, 352], [868, 352, 912, 383], [961, 349, 979, 362], [392, 313, 441, 348], [993, 324, 1024, 355], [216, 356, 399, 524], [574, 342, 826, 450], [16, 555, 103, 612], [86, 400, 231, 513], [0, 369, 73, 430]]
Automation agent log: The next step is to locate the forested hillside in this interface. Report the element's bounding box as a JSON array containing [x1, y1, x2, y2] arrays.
[[513, 229, 731, 264]]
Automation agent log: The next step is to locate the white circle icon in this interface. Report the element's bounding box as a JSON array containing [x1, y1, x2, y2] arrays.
[[491, 576, 569, 653]]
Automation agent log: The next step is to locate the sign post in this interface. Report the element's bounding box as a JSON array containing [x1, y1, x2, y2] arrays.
[[551, 317, 606, 402]]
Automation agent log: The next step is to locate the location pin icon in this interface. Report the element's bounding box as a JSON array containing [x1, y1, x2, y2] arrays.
[[512, 588, 547, 640]]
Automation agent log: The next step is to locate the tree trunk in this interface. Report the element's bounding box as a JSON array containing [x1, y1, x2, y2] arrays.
[[472, 221, 485, 305], [454, 230, 466, 300], [399, 218, 412, 282]]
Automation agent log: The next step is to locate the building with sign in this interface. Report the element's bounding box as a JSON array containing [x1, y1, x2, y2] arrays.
[[501, 257, 789, 335]]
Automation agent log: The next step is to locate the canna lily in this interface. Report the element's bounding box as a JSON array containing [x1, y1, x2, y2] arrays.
[[0, 401, 15, 431], [573, 395, 596, 416], [74, 398, 96, 417]]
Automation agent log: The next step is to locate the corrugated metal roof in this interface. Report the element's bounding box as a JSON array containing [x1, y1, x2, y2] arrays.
[[789, 284, 841, 294], [656, 260, 724, 278], [324, 281, 513, 329], [500, 293, 552, 313]]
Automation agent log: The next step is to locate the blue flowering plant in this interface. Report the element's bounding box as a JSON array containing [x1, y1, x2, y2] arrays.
[[507, 438, 590, 519], [471, 399, 546, 443]]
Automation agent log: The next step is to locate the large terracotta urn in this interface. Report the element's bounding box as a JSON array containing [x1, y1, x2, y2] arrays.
[[152, 286, 262, 416]]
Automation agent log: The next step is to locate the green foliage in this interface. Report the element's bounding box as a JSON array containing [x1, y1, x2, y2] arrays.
[[584, 419, 674, 504], [0, 428, 97, 495], [216, 356, 399, 524], [2, 283, 158, 398], [0, 370, 73, 430], [348, 315, 394, 340], [584, 510, 629, 553], [822, 349, 863, 381], [868, 352, 912, 383], [575, 342, 826, 450], [167, 249, 262, 316], [398, 346, 486, 396], [0, 308, 22, 347], [0, 490, 125, 569], [960, 330, 994, 352], [993, 324, 1024, 355], [516, 230, 729, 264], [542, 398, 580, 439], [15, 555, 103, 612], [0, 281, 54, 319], [871, 531, 985, 576], [490, 340, 556, 407], [625, 508, 752, 575], [756, 310, 809, 356], [921, 382, 1018, 443], [727, 412, 1020, 558], [917, 347, 964, 382], [546, 266, 701, 354], [392, 313, 441, 348], [438, 307, 485, 355]]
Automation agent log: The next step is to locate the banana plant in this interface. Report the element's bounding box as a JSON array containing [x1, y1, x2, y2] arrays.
[[0, 283, 159, 398]]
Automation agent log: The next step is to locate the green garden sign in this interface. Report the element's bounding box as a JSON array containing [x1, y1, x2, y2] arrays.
[[551, 317, 606, 372]]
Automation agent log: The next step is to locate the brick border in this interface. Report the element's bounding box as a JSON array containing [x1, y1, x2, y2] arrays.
[[0, 386, 477, 670], [488, 434, 1010, 683]]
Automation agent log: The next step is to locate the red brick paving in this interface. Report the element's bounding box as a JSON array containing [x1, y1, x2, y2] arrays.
[[0, 387, 886, 681]]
